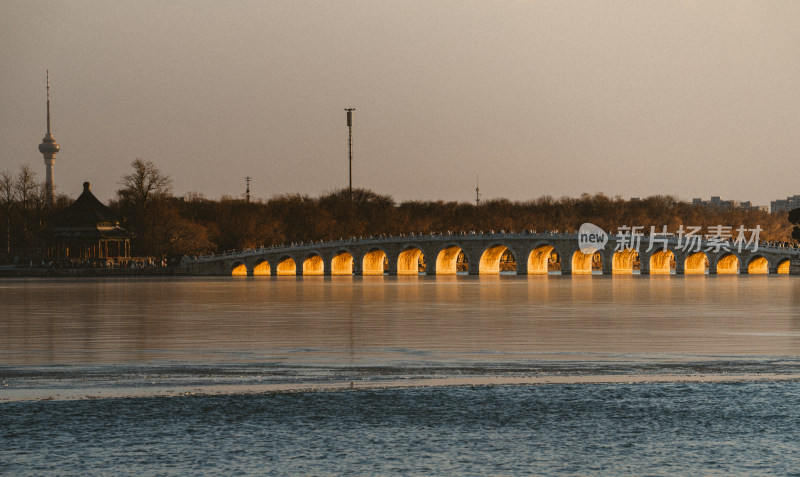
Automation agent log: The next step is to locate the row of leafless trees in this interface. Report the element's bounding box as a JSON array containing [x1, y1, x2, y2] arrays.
[[0, 165, 72, 256], [171, 188, 794, 257], [2, 159, 795, 260]]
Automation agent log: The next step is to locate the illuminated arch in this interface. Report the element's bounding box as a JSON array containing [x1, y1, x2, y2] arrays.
[[684, 252, 708, 274], [253, 259, 271, 276], [648, 250, 675, 274], [435, 245, 465, 275], [527, 244, 557, 275], [777, 259, 791, 274], [479, 245, 515, 274], [331, 250, 354, 276], [747, 256, 769, 275], [231, 262, 247, 276], [571, 251, 601, 275], [612, 249, 639, 274], [716, 253, 739, 274], [302, 254, 324, 276], [397, 246, 424, 275], [277, 257, 296, 276], [362, 248, 387, 276]]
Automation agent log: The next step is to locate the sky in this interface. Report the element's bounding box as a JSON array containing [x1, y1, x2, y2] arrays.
[[2, 1, 800, 206]]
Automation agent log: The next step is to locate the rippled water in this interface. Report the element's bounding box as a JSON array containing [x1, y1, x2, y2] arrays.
[[3, 383, 800, 475], [2, 275, 800, 474]]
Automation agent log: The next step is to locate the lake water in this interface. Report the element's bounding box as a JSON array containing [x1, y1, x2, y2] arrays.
[[2, 275, 800, 475]]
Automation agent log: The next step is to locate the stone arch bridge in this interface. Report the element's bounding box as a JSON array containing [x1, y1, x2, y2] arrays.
[[182, 232, 800, 276]]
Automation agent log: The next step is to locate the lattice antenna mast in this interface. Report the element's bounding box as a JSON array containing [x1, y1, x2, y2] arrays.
[[476, 175, 481, 206], [345, 108, 355, 200], [46, 70, 52, 134], [245, 176, 251, 203]]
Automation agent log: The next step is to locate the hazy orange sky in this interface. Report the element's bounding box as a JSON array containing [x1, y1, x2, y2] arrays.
[[2, 1, 799, 206]]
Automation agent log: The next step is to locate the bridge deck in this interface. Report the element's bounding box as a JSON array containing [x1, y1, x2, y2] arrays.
[[182, 232, 800, 276]]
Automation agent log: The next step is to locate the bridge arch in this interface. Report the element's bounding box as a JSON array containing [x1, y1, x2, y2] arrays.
[[276, 256, 297, 276], [715, 252, 739, 274], [397, 245, 425, 275], [648, 250, 675, 274], [362, 248, 388, 276], [571, 250, 602, 275], [777, 258, 791, 274], [331, 249, 354, 276], [435, 244, 468, 275], [612, 249, 640, 274], [479, 244, 516, 274], [684, 252, 708, 274], [231, 261, 248, 276], [302, 253, 324, 276], [253, 259, 271, 276], [747, 255, 769, 275], [527, 242, 561, 275]]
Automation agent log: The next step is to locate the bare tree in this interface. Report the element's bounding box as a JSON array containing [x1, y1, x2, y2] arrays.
[[117, 158, 172, 209], [14, 165, 38, 243], [0, 171, 16, 253]]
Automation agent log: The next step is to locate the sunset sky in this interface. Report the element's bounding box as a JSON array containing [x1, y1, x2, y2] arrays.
[[2, 1, 799, 206]]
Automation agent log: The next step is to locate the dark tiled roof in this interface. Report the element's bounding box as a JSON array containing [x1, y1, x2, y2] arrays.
[[51, 182, 120, 227]]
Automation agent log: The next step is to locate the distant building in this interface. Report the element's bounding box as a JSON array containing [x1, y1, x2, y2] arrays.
[[45, 182, 133, 263], [691, 196, 767, 212], [770, 195, 800, 214]]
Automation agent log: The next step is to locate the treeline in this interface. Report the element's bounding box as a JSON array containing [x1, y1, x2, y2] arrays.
[[176, 190, 792, 255], [1, 160, 794, 260]]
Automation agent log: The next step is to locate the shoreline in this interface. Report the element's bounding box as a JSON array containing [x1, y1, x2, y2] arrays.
[[0, 267, 185, 277], [5, 373, 800, 403]]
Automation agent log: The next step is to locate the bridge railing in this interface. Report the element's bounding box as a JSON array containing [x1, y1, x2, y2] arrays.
[[181, 231, 800, 264], [182, 230, 576, 263]]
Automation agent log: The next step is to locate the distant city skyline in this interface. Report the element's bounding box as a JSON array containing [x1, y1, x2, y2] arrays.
[[2, 1, 800, 205]]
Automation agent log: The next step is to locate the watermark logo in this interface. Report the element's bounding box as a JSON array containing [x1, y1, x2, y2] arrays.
[[578, 223, 608, 254], [576, 224, 763, 254]]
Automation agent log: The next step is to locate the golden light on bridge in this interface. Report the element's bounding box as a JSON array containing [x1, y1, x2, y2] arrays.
[[331, 251, 354, 275], [716, 254, 739, 274], [303, 255, 324, 276], [479, 245, 511, 274], [747, 257, 769, 275], [253, 260, 271, 276], [612, 249, 639, 274], [571, 251, 601, 275], [397, 247, 424, 275], [362, 249, 387, 275], [527, 245, 555, 275], [684, 252, 709, 274], [277, 257, 296, 276], [777, 260, 790, 274], [649, 250, 675, 274], [436, 246, 463, 275], [213, 235, 796, 277]]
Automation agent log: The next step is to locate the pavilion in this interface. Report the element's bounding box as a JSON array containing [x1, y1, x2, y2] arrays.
[[46, 182, 132, 263]]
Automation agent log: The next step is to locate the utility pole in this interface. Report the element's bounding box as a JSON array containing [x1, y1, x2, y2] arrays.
[[345, 108, 355, 200], [245, 176, 251, 203]]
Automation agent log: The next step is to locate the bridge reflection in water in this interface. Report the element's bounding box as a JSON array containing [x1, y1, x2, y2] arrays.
[[182, 232, 799, 276]]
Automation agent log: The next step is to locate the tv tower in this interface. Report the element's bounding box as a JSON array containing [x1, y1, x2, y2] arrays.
[[38, 70, 60, 203], [475, 175, 481, 206]]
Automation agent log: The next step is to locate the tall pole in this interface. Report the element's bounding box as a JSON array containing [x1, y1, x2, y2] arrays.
[[345, 108, 355, 200]]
